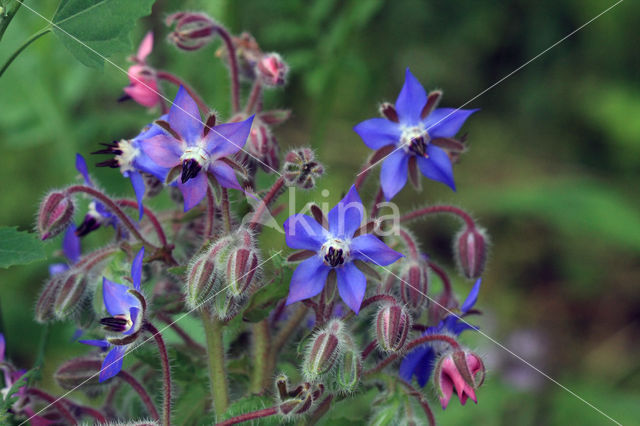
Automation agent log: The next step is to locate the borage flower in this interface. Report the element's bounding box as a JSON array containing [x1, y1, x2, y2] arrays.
[[398, 278, 481, 389], [80, 247, 146, 382], [121, 32, 162, 109], [74, 154, 119, 237], [141, 86, 254, 211], [354, 68, 477, 200], [284, 185, 403, 313]]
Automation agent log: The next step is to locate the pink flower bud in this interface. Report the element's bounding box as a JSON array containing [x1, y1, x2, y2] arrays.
[[455, 226, 488, 279], [38, 191, 74, 240], [375, 303, 412, 353], [282, 148, 324, 190], [226, 247, 260, 297], [399, 260, 429, 310], [303, 320, 344, 381], [166, 12, 216, 51], [256, 53, 289, 87], [434, 350, 485, 409], [53, 270, 88, 319], [216, 32, 263, 81], [124, 64, 161, 108]]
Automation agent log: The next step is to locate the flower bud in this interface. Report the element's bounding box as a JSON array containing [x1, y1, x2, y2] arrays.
[[54, 357, 103, 395], [282, 148, 324, 190], [256, 53, 289, 87], [53, 270, 89, 319], [434, 350, 485, 409], [38, 191, 74, 240], [303, 320, 344, 381], [232, 114, 280, 173], [336, 345, 362, 393], [185, 252, 220, 310], [375, 303, 412, 353], [227, 247, 260, 298], [35, 275, 63, 323], [399, 260, 429, 310], [455, 226, 488, 280], [166, 12, 216, 51]]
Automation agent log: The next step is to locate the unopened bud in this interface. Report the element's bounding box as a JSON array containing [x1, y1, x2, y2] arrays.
[[256, 53, 288, 87], [376, 303, 412, 353], [303, 320, 344, 381], [399, 261, 429, 310], [185, 253, 220, 309], [166, 12, 216, 51], [455, 226, 488, 280], [336, 346, 362, 393], [227, 247, 260, 297], [282, 148, 324, 190], [434, 350, 486, 409], [54, 357, 103, 394], [35, 275, 63, 323], [53, 270, 89, 319], [38, 191, 74, 240]]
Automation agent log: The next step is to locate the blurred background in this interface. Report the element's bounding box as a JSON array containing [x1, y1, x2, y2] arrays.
[[1, 0, 639, 424]]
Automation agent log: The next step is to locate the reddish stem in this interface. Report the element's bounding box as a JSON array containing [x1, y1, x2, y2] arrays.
[[25, 388, 76, 424], [157, 70, 209, 112], [399, 380, 436, 426], [354, 163, 371, 190], [245, 80, 263, 113], [362, 340, 378, 360], [248, 177, 285, 231], [118, 369, 160, 421], [216, 406, 278, 425], [116, 198, 168, 246], [214, 26, 240, 113], [144, 323, 172, 426], [342, 294, 397, 321], [401, 205, 475, 228], [398, 228, 419, 259], [157, 313, 206, 354], [428, 260, 453, 298], [205, 185, 216, 240], [221, 187, 232, 233], [68, 403, 107, 424], [308, 394, 334, 424], [75, 246, 118, 271], [364, 334, 460, 376], [370, 186, 384, 218]]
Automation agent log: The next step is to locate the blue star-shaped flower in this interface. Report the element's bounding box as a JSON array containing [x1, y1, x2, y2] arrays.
[[354, 68, 477, 200], [398, 278, 481, 387], [284, 185, 403, 313]]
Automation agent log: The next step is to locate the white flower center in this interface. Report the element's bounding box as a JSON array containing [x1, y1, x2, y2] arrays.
[[400, 125, 430, 157], [321, 237, 351, 267], [180, 145, 209, 167], [116, 139, 140, 174]]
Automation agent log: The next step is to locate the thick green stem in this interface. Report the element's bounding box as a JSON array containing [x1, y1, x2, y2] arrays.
[[202, 311, 229, 416], [0, 28, 49, 78], [250, 319, 270, 394]]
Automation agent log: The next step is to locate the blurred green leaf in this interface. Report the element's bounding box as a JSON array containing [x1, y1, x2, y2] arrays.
[[0, 226, 46, 269], [52, 0, 155, 69]]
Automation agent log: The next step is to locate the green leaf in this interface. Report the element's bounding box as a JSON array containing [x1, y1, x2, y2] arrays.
[[51, 0, 155, 69], [0, 226, 47, 269]]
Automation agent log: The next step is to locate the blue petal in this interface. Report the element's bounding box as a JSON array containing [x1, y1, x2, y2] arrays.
[[70, 329, 83, 342], [380, 149, 409, 200], [99, 345, 126, 382], [461, 278, 482, 312], [336, 262, 367, 314], [128, 171, 146, 220], [328, 185, 364, 239], [62, 224, 81, 264], [177, 172, 208, 212], [131, 247, 145, 291], [141, 134, 183, 169], [284, 214, 329, 251], [424, 108, 478, 139], [417, 145, 455, 191], [205, 115, 254, 159], [75, 153, 93, 186], [79, 339, 110, 348], [49, 263, 69, 276], [286, 256, 330, 305], [350, 234, 404, 266], [399, 345, 436, 387], [209, 161, 243, 191], [0, 333, 5, 362], [102, 277, 139, 317], [395, 68, 428, 125], [353, 118, 401, 150], [168, 86, 203, 143]]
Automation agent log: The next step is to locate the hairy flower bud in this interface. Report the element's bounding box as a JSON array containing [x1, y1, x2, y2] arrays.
[[38, 191, 74, 240], [185, 253, 220, 309], [35, 275, 63, 323], [375, 303, 412, 353], [336, 345, 362, 393], [54, 357, 103, 395], [303, 320, 344, 381], [227, 247, 260, 297], [282, 148, 324, 189], [434, 350, 486, 409], [256, 53, 289, 87], [455, 226, 488, 280], [53, 270, 89, 319], [166, 12, 216, 51], [399, 260, 429, 310]]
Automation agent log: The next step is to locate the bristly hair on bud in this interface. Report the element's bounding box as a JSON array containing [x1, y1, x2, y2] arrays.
[[185, 235, 233, 309], [454, 225, 489, 280], [282, 147, 324, 190], [35, 274, 64, 323], [53, 269, 90, 320], [375, 302, 412, 353], [256, 53, 289, 87], [398, 259, 430, 311], [166, 12, 217, 51], [302, 319, 347, 382], [37, 190, 75, 240]]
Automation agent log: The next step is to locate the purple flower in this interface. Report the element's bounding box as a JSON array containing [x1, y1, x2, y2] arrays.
[[80, 247, 145, 382], [354, 68, 477, 200], [74, 154, 119, 237], [284, 185, 403, 313], [398, 278, 481, 388], [141, 86, 254, 211], [48, 224, 81, 276]]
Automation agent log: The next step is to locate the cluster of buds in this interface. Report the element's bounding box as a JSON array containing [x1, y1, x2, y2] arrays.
[[455, 225, 489, 280], [434, 350, 486, 409], [166, 12, 217, 51], [275, 375, 325, 417], [282, 148, 324, 189]]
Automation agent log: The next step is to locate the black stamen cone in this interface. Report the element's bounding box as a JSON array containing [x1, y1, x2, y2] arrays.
[[75, 215, 101, 237], [324, 247, 345, 267], [100, 316, 129, 333], [181, 159, 202, 183], [409, 136, 428, 157]]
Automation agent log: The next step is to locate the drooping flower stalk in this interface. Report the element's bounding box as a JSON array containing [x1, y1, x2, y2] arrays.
[[116, 198, 168, 246], [117, 368, 161, 421], [398, 380, 436, 426], [245, 80, 263, 113], [400, 204, 476, 228], [24, 388, 76, 424], [212, 25, 240, 113], [156, 70, 210, 112], [144, 322, 172, 426]]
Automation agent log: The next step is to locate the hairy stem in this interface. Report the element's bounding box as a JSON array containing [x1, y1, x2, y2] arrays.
[[205, 185, 216, 240], [25, 388, 76, 424], [362, 340, 378, 360], [220, 187, 232, 234], [248, 177, 285, 231], [401, 205, 475, 228], [202, 311, 229, 416], [307, 394, 334, 425], [250, 319, 271, 394], [216, 406, 278, 425], [245, 80, 263, 113], [157, 312, 206, 354], [116, 199, 168, 246], [118, 369, 160, 421], [399, 380, 436, 426], [0, 28, 49, 78], [157, 70, 209, 112], [214, 25, 240, 113], [144, 322, 172, 426], [398, 228, 419, 259]]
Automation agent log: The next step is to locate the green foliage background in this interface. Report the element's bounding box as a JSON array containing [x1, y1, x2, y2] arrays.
[[0, 0, 639, 424]]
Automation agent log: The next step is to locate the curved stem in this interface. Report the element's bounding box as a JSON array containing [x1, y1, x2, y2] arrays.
[[25, 388, 76, 424], [205, 186, 216, 240], [364, 334, 461, 376], [245, 80, 263, 113], [428, 260, 453, 298], [65, 185, 158, 250], [118, 369, 160, 421], [370, 186, 384, 218], [354, 163, 372, 191], [307, 394, 334, 425], [214, 25, 240, 113], [216, 406, 278, 425], [250, 319, 270, 394], [399, 380, 436, 426], [116, 199, 168, 246], [248, 177, 285, 231], [400, 205, 475, 228], [75, 246, 119, 271], [157, 70, 209, 112], [341, 294, 397, 321], [362, 340, 377, 360], [398, 228, 419, 259], [144, 322, 172, 426], [220, 187, 232, 234], [0, 28, 50, 78], [157, 312, 206, 354], [67, 402, 107, 424], [202, 311, 229, 416]]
